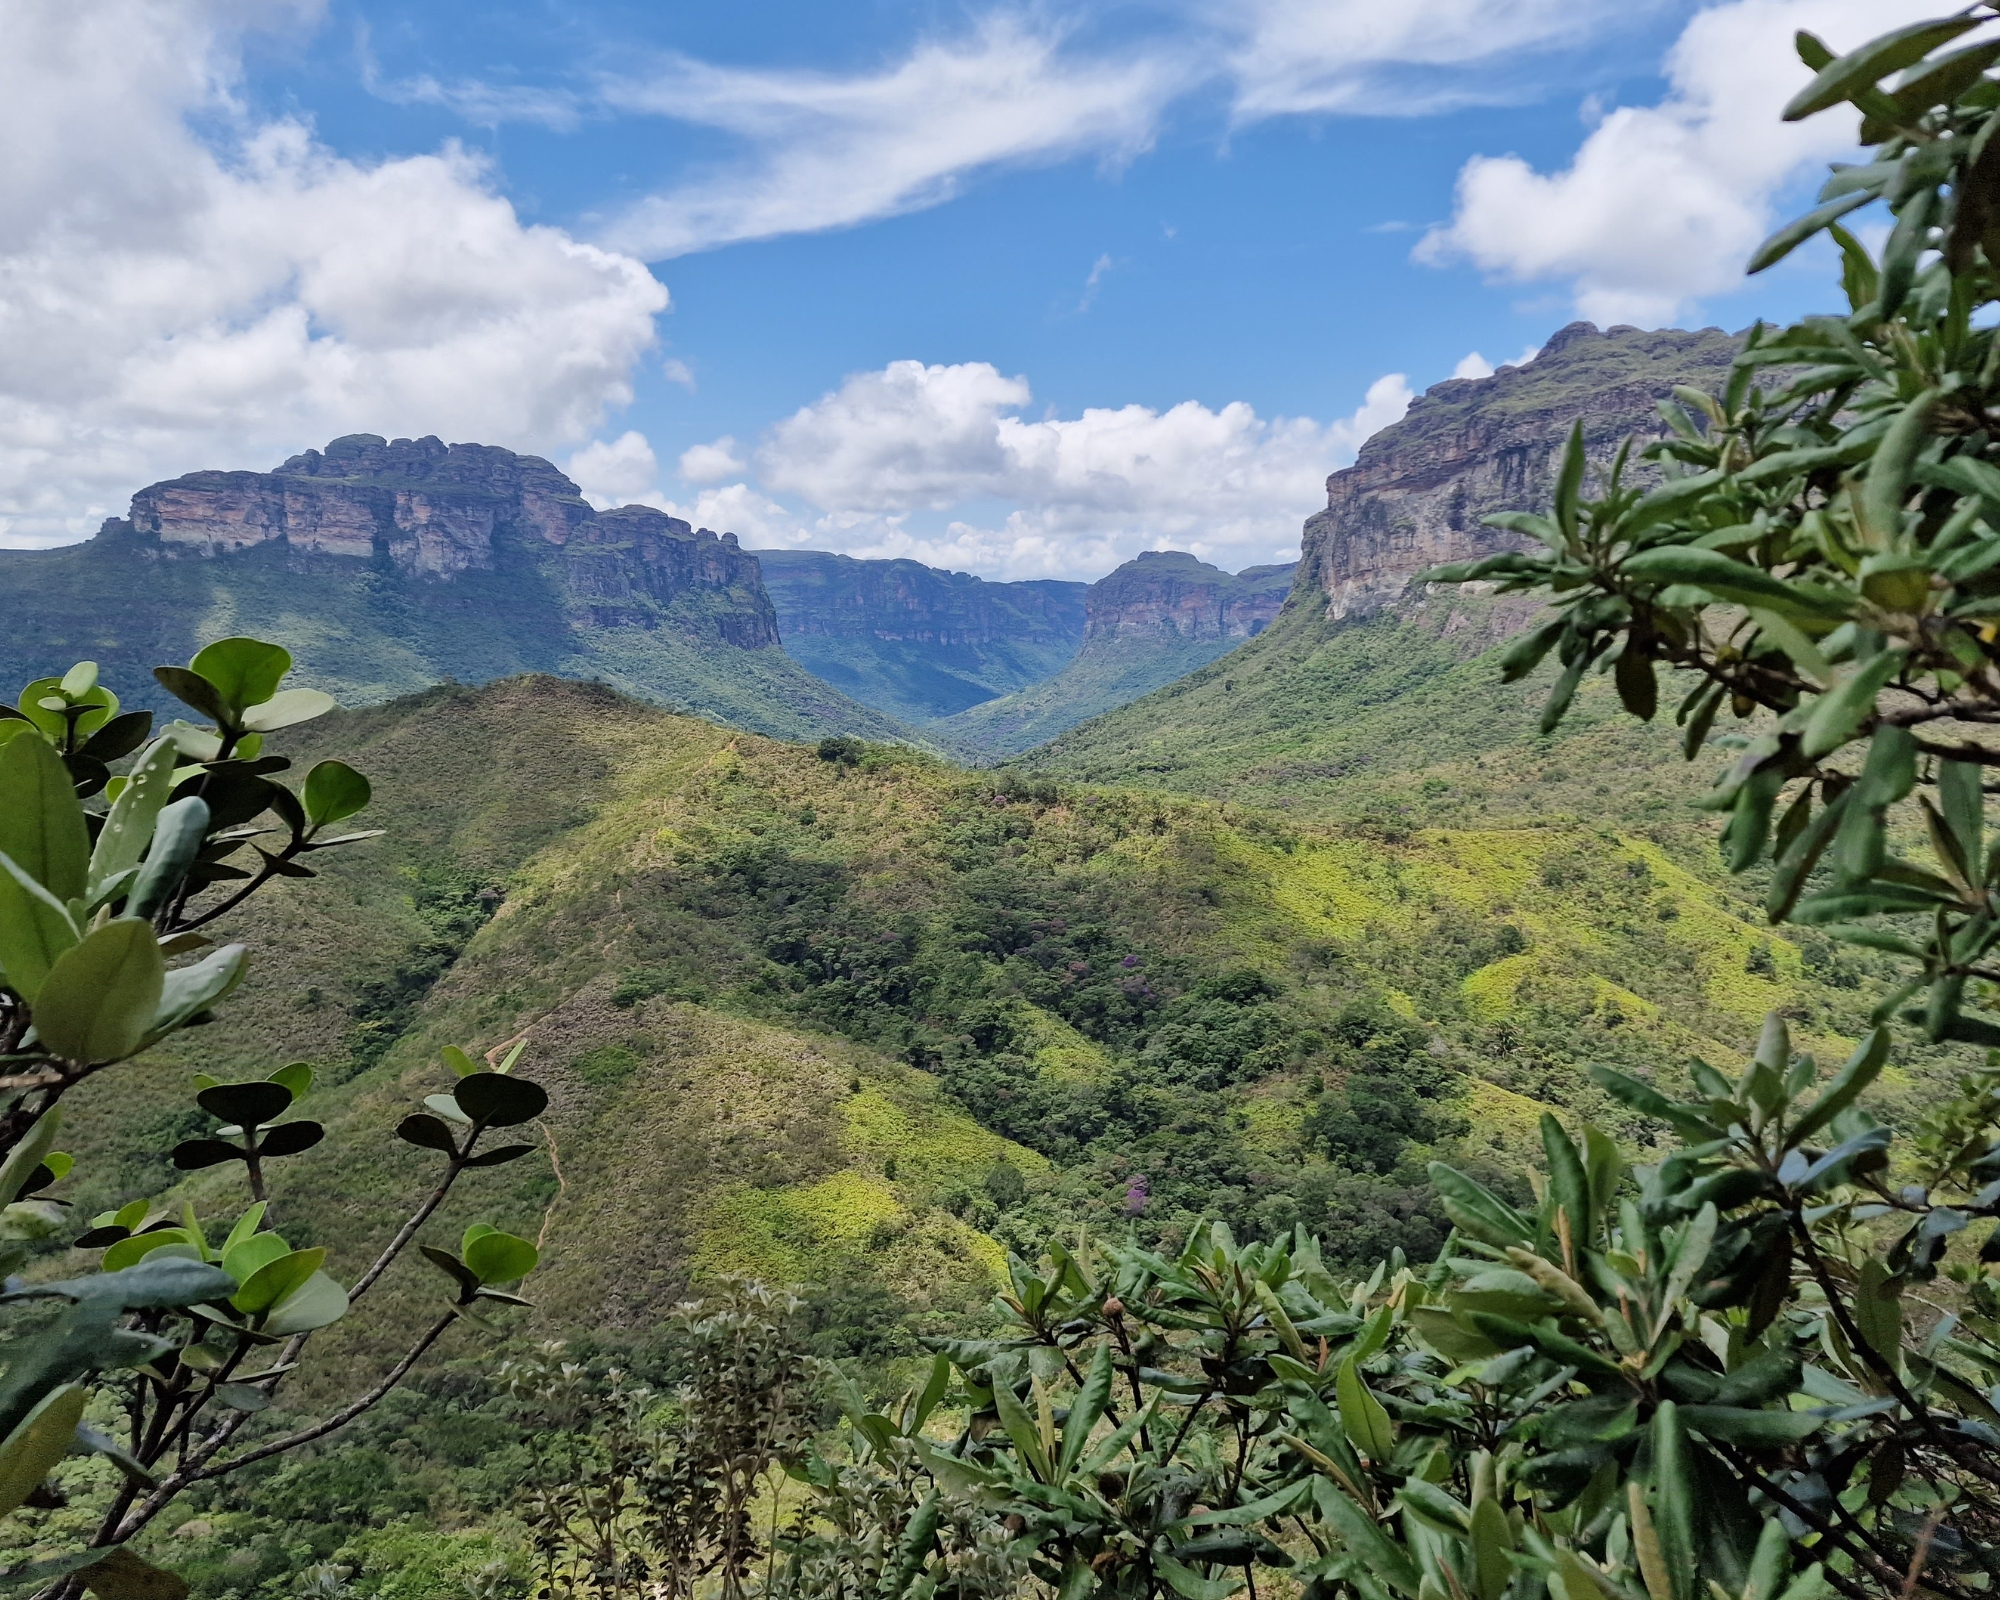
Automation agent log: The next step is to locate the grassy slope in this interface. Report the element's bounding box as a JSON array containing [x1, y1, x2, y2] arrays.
[[937, 633, 1259, 760], [55, 674, 1913, 1358], [0, 531, 911, 744], [1018, 591, 1722, 827]]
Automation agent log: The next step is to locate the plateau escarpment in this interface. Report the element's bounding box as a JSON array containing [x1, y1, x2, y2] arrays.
[[938, 551, 1295, 758], [753, 549, 1086, 722], [1299, 322, 1739, 619], [3, 434, 890, 741]]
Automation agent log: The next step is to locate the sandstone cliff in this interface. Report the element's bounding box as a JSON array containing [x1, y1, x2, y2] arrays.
[[114, 432, 779, 648], [1299, 322, 1739, 619]]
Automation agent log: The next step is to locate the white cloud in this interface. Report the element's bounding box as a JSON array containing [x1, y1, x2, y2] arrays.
[[598, 18, 1185, 258], [0, 0, 668, 549], [1078, 253, 1118, 312], [1453, 351, 1495, 381], [740, 359, 1411, 579], [1223, 0, 1640, 119], [679, 438, 746, 483], [568, 431, 663, 508], [661, 357, 697, 390], [1417, 0, 1955, 324]]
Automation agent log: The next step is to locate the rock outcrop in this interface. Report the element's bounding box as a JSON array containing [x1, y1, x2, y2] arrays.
[[1299, 323, 1740, 618], [112, 432, 779, 647], [1084, 551, 1293, 644]]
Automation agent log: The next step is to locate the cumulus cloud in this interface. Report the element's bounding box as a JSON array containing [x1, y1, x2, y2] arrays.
[[678, 438, 748, 483], [598, 18, 1185, 258], [719, 360, 1411, 579], [0, 0, 667, 548], [1453, 352, 1496, 381], [568, 431, 663, 508], [1416, 0, 1954, 324]]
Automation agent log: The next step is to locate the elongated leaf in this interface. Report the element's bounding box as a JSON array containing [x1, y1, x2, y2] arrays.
[[1800, 649, 1904, 758], [1783, 17, 1978, 119], [1677, 1405, 1824, 1446], [882, 1491, 942, 1600], [1310, 1479, 1420, 1597], [1553, 420, 1585, 546], [0, 733, 87, 900], [238, 689, 335, 734], [1427, 1163, 1531, 1248], [1747, 190, 1872, 274], [989, 1376, 1049, 1481], [1469, 1496, 1513, 1600], [1788, 1027, 1887, 1144], [1336, 1356, 1395, 1461], [0, 1385, 88, 1517], [126, 798, 210, 922], [88, 741, 180, 898], [1587, 1068, 1726, 1142], [1058, 1342, 1114, 1476], [0, 851, 80, 1003], [1649, 1404, 1696, 1600]]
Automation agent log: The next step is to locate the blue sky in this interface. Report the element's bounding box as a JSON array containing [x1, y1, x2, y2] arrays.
[[0, 0, 1925, 575]]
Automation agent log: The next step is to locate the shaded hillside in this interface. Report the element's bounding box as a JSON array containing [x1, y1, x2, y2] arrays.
[[753, 548, 1086, 722], [940, 552, 1293, 758], [2, 434, 909, 744]]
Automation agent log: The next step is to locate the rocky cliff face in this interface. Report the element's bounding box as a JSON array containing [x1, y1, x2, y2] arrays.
[[1300, 322, 1740, 619], [747, 549, 1087, 724], [754, 550, 1085, 650], [1084, 551, 1294, 643], [113, 432, 778, 647]]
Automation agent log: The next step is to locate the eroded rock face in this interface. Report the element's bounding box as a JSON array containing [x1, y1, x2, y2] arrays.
[[126, 433, 595, 575], [1084, 551, 1295, 643], [1299, 323, 1740, 619], [112, 432, 778, 645], [753, 549, 1086, 650]]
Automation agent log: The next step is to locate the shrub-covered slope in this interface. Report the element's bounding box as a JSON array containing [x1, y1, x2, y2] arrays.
[[54, 676, 1909, 1366]]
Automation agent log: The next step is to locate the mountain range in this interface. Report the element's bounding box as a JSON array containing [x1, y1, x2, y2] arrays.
[[0, 320, 1738, 767]]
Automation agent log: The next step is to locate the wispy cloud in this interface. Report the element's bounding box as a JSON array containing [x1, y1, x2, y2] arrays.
[[1077, 253, 1118, 313], [357, 26, 583, 130], [596, 18, 1187, 259]]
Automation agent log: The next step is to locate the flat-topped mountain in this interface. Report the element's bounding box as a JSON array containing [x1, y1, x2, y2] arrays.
[[1300, 322, 1739, 619], [937, 551, 1294, 758], [1, 434, 896, 742], [751, 549, 1086, 722]]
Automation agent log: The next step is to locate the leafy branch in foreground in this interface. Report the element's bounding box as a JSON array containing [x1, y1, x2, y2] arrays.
[[0, 646, 550, 1597], [759, 1011, 1995, 1600], [1421, 5, 2000, 1053]]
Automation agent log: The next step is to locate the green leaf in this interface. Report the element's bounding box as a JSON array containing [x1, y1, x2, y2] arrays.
[[1800, 649, 1904, 758], [1427, 1163, 1531, 1248], [1622, 548, 1848, 618], [1469, 1495, 1513, 1600], [33, 920, 165, 1064], [454, 1073, 548, 1127], [1310, 1479, 1420, 1597], [1676, 1406, 1824, 1446], [0, 1384, 88, 1517], [238, 688, 335, 734], [0, 732, 88, 900], [1541, 1113, 1593, 1242], [268, 1062, 312, 1099], [1589, 1068, 1727, 1141], [1154, 1556, 1240, 1600], [1649, 1403, 1697, 1600], [1497, 618, 1566, 684], [1747, 190, 1873, 274], [232, 1247, 325, 1316], [1553, 420, 1585, 547], [1661, 1205, 1718, 1320], [882, 1491, 943, 1600], [989, 1376, 1049, 1481], [78, 1546, 191, 1600], [1788, 1027, 1888, 1145], [0, 1112, 61, 1210], [261, 1270, 348, 1336], [187, 638, 291, 714], [1058, 1341, 1114, 1476], [1336, 1356, 1395, 1461], [151, 943, 245, 1037], [88, 740, 181, 897], [0, 852, 81, 1002], [463, 1230, 537, 1286], [151, 668, 229, 727], [126, 798, 210, 922], [1861, 390, 1941, 546], [1852, 1257, 1902, 1366], [1782, 17, 1979, 119], [1767, 787, 1851, 924]]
